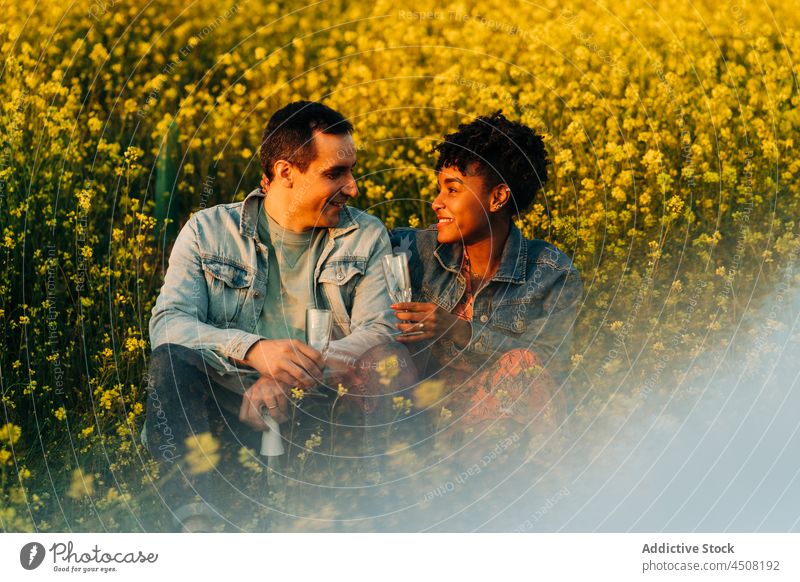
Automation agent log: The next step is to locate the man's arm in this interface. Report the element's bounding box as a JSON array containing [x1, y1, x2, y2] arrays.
[[149, 215, 263, 375], [324, 227, 396, 371]]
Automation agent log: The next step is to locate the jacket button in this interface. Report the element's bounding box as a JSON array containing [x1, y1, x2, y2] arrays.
[[254, 291, 261, 298], [479, 315, 489, 323], [336, 272, 344, 281], [513, 320, 523, 330]]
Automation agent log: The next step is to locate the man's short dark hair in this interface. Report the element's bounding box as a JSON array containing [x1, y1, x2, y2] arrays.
[[259, 101, 353, 179], [433, 111, 549, 216]]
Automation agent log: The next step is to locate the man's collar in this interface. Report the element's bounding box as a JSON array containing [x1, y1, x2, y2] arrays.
[[327, 205, 359, 238], [239, 188, 265, 238], [433, 223, 527, 283], [239, 188, 359, 239]]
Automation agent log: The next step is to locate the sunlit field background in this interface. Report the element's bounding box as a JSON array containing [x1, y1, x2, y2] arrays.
[[2, 0, 799, 531]]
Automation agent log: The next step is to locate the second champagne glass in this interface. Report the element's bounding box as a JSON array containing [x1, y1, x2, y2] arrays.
[[382, 252, 412, 304], [305, 308, 332, 355], [305, 308, 332, 397]]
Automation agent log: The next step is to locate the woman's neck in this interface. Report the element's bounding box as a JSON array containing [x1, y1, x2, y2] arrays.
[[464, 220, 510, 277]]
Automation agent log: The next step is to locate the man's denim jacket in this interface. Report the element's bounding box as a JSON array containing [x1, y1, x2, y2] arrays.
[[390, 225, 582, 394], [149, 188, 396, 376]]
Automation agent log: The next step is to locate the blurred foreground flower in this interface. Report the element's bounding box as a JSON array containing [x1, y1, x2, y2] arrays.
[[185, 432, 220, 474], [67, 469, 95, 500], [412, 380, 445, 409], [0, 423, 22, 446]]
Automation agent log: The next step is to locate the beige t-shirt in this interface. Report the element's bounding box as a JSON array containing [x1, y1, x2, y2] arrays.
[[255, 204, 327, 341]]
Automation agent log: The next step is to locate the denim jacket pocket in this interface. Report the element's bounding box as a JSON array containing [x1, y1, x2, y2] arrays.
[[201, 255, 254, 326], [488, 301, 530, 335], [318, 258, 366, 336]]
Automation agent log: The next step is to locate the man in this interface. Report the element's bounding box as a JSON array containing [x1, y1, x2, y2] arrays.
[[144, 101, 415, 532]]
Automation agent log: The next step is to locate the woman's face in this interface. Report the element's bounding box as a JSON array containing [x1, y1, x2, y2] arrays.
[[431, 163, 495, 245]]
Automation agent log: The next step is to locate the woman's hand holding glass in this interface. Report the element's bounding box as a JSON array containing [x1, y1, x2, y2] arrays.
[[390, 302, 472, 347]]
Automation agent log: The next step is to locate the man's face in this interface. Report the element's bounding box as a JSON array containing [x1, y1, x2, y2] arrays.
[[431, 163, 494, 245], [291, 131, 358, 229]]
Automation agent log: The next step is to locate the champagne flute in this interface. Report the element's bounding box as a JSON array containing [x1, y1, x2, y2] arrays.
[[305, 308, 332, 396], [306, 308, 332, 355], [382, 252, 412, 304], [383, 253, 424, 337]]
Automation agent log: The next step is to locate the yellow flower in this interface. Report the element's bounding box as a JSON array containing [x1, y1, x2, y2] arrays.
[[304, 433, 323, 451], [0, 449, 11, 465], [124, 337, 146, 352], [337, 383, 348, 397], [104, 487, 130, 504], [411, 380, 445, 409], [392, 396, 412, 415], [291, 386, 305, 400], [238, 446, 263, 473], [76, 188, 93, 213], [0, 423, 22, 446], [99, 390, 115, 410], [439, 407, 452, 420], [9, 486, 26, 504], [80, 426, 94, 438], [54, 407, 66, 421], [185, 432, 220, 474], [67, 469, 95, 500], [376, 355, 400, 385], [123, 146, 143, 163], [18, 315, 30, 325], [665, 195, 685, 216]]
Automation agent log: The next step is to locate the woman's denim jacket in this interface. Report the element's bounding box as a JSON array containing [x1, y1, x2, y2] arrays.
[[149, 188, 396, 375], [390, 225, 582, 394]]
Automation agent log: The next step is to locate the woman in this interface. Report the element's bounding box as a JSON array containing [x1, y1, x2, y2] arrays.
[[390, 112, 583, 460]]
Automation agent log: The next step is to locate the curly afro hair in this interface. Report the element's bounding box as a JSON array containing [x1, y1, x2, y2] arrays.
[[433, 111, 549, 216]]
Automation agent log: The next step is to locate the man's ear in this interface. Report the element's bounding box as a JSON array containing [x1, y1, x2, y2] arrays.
[[490, 184, 511, 213], [272, 160, 293, 188]]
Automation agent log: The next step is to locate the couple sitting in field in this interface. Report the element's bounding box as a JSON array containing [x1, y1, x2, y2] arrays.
[[143, 100, 582, 532]]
